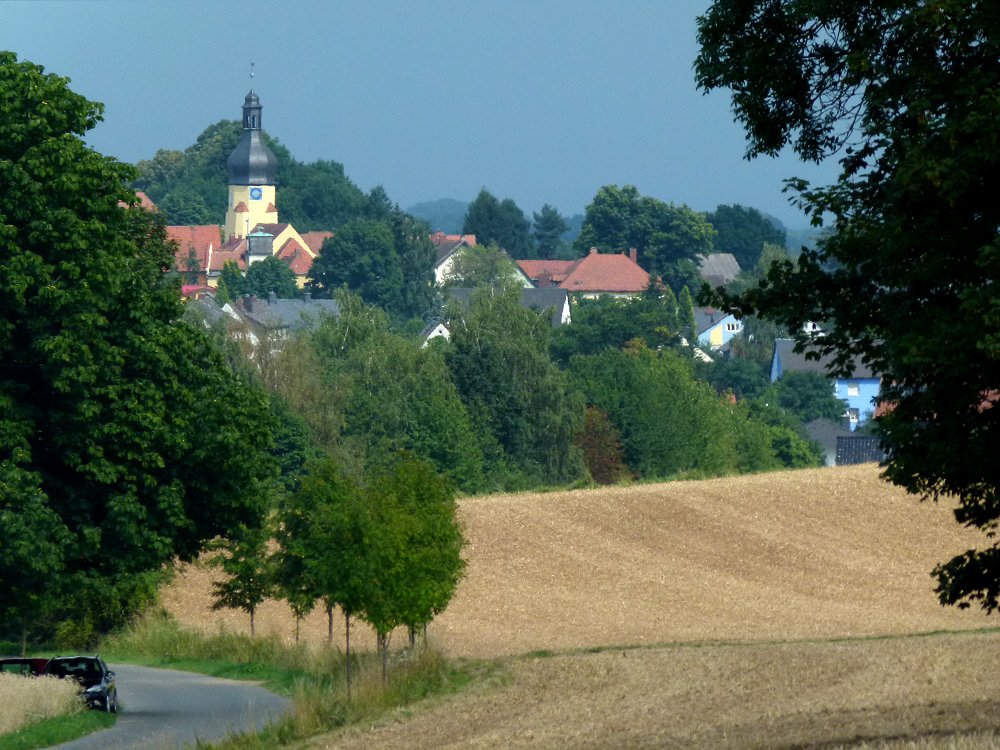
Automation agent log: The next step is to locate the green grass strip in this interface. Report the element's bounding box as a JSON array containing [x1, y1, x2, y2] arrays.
[[0, 712, 115, 750]]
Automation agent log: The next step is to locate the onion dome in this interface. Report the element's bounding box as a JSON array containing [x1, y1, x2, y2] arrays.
[[226, 90, 278, 186]]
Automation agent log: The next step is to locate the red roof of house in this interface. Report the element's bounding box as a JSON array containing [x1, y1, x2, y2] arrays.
[[168, 225, 222, 272], [276, 237, 316, 276], [517, 249, 649, 294], [208, 237, 248, 273], [300, 231, 333, 255], [516, 260, 577, 285]]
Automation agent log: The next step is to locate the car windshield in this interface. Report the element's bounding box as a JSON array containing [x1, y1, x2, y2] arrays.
[[49, 660, 101, 678]]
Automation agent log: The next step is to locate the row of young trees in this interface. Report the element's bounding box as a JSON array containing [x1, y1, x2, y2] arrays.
[[210, 454, 464, 688]]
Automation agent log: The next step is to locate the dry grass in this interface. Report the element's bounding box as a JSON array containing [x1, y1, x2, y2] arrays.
[[0, 673, 82, 735], [159, 464, 1000, 748]]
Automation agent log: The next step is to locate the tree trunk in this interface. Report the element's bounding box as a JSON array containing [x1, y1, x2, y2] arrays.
[[345, 610, 352, 701], [379, 632, 388, 685], [250, 607, 255, 637], [327, 604, 334, 642]]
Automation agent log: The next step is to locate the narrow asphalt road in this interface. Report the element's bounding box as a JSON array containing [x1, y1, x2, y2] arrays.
[[54, 664, 290, 750]]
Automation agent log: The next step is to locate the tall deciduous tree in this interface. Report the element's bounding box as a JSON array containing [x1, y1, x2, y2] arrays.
[[244, 255, 300, 299], [0, 53, 277, 642], [573, 184, 716, 289], [445, 286, 586, 488], [695, 1, 1000, 610]]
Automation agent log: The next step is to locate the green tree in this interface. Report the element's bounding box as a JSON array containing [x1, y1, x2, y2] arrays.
[[768, 371, 847, 425], [445, 286, 586, 489], [208, 523, 274, 636], [441, 242, 520, 289], [244, 255, 299, 299], [462, 188, 532, 258], [696, 0, 1000, 611], [362, 455, 465, 678], [706, 204, 786, 272], [696, 1, 1000, 610], [309, 293, 485, 492], [550, 293, 679, 366], [532, 203, 569, 260], [573, 184, 716, 289], [0, 53, 278, 643], [308, 218, 402, 310]]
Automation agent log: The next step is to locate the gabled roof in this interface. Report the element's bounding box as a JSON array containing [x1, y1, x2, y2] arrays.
[[773, 338, 878, 379], [516, 260, 577, 285], [430, 232, 477, 266], [698, 253, 741, 287], [275, 237, 315, 275], [235, 293, 340, 332], [693, 306, 737, 335], [208, 237, 248, 273], [445, 287, 570, 327], [168, 224, 222, 272], [557, 249, 649, 294], [300, 231, 333, 255]]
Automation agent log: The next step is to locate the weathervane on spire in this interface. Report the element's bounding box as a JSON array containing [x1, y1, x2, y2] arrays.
[[250, 62, 255, 81]]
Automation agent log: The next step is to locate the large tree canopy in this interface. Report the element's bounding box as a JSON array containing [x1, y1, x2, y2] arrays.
[[0, 53, 277, 641], [696, 1, 1000, 611], [462, 188, 533, 258]]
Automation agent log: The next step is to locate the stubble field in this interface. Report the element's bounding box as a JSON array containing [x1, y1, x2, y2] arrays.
[[162, 464, 1000, 748]]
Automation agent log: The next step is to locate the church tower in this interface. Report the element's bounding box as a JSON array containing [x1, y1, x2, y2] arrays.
[[224, 89, 279, 240]]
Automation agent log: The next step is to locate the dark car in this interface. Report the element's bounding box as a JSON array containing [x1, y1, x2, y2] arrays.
[[43, 655, 117, 712], [0, 656, 50, 676]]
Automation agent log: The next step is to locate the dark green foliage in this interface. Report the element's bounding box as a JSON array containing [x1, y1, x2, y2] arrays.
[[308, 293, 485, 492], [707, 204, 786, 271], [696, 1, 1000, 610], [769, 371, 847, 424], [445, 286, 587, 489], [569, 344, 804, 479], [550, 293, 679, 366], [462, 188, 532, 258], [0, 53, 278, 645], [244, 255, 300, 299], [573, 184, 716, 289], [134, 120, 367, 230], [532, 204, 569, 260], [695, 356, 770, 401], [308, 211, 436, 322], [308, 218, 401, 306]]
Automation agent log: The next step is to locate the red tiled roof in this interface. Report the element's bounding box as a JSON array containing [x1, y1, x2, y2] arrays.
[[560, 249, 649, 293], [119, 191, 158, 211], [208, 237, 248, 272], [276, 237, 316, 276], [518, 249, 649, 294], [430, 231, 477, 247], [168, 225, 222, 271], [516, 260, 577, 284], [300, 231, 333, 255]]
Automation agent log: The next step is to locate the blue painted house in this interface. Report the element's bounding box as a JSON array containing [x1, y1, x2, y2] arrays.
[[694, 307, 743, 350], [771, 338, 881, 431]]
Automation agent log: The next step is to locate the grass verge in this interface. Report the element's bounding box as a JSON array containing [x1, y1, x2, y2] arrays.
[[0, 712, 116, 750], [101, 609, 503, 749]]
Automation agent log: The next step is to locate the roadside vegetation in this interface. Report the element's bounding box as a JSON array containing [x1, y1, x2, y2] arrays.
[[0, 671, 114, 750], [100, 611, 502, 749]]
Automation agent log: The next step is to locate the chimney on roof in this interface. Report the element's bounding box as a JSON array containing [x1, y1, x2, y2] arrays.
[[538, 270, 553, 288], [242, 294, 254, 312], [268, 291, 277, 304], [589, 247, 598, 255], [304, 292, 312, 303], [629, 247, 637, 263]]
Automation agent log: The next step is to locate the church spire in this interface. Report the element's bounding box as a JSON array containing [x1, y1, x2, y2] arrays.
[[225, 76, 279, 240]]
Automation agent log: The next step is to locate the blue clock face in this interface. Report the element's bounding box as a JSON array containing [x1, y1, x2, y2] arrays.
[[250, 187, 263, 200]]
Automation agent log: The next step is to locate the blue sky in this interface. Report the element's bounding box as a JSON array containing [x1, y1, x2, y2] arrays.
[[4, 1, 840, 229]]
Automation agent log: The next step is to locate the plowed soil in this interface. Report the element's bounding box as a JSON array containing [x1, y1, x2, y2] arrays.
[[160, 465, 1000, 748]]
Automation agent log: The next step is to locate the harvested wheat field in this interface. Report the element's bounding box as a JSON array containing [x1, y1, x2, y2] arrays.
[[161, 464, 1000, 748]]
